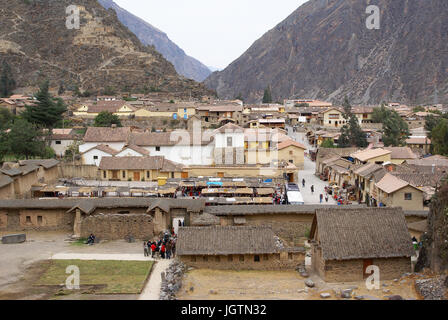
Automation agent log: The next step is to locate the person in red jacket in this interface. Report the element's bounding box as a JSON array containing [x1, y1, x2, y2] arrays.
[[150, 242, 156, 258], [161, 243, 166, 259]]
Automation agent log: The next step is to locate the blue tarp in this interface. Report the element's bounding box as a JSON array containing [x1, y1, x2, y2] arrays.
[[207, 182, 223, 186]]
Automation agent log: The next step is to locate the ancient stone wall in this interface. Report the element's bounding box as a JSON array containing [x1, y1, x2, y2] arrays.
[[179, 252, 304, 270], [80, 213, 154, 240]]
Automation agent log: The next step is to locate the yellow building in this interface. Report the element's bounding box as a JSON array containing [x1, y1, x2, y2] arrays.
[[99, 156, 184, 181], [277, 139, 306, 170], [74, 101, 136, 118], [351, 148, 392, 164]]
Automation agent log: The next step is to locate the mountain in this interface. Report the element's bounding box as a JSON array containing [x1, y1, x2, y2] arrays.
[[0, 0, 213, 97], [204, 0, 448, 105], [98, 0, 212, 82]]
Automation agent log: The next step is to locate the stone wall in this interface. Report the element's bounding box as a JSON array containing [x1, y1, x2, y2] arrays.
[[178, 252, 304, 270], [320, 257, 411, 283], [0, 209, 73, 232], [80, 213, 154, 240]]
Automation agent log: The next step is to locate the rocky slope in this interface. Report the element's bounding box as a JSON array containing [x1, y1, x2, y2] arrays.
[[205, 0, 448, 105], [98, 0, 211, 82], [0, 0, 212, 97]]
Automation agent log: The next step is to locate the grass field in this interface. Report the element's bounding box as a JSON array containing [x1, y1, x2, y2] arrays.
[[35, 260, 153, 294]]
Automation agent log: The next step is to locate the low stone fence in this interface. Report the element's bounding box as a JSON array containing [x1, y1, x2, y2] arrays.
[[160, 260, 187, 300]]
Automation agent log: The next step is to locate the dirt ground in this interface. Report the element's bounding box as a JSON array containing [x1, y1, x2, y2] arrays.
[[0, 231, 143, 300], [177, 268, 425, 300]]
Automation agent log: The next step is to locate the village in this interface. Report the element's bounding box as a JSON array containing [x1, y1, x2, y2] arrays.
[[0, 89, 447, 301]]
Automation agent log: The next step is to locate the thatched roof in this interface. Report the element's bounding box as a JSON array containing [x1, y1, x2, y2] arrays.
[[176, 226, 278, 255], [310, 208, 414, 261]]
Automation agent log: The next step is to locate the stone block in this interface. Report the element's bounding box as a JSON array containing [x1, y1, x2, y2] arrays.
[[1, 233, 26, 244]]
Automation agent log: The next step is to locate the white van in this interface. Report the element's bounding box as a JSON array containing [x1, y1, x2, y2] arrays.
[[287, 190, 305, 205]]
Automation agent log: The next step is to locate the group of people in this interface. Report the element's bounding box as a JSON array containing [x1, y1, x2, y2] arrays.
[[143, 230, 176, 259]]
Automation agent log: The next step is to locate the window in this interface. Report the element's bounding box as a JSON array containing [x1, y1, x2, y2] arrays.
[[289, 151, 293, 155], [93, 156, 98, 160], [254, 255, 260, 262], [155, 146, 160, 151], [288, 253, 293, 260], [103, 171, 106, 179], [147, 171, 150, 179], [405, 193, 412, 200], [239, 255, 244, 262], [55, 141, 61, 145], [122, 171, 126, 178], [227, 137, 233, 147], [289, 160, 294, 164], [37, 216, 43, 224], [26, 216, 31, 223], [227, 255, 233, 262]]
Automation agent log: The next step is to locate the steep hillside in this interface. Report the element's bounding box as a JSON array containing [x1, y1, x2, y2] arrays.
[[98, 0, 212, 82], [205, 0, 448, 105], [0, 0, 213, 97]]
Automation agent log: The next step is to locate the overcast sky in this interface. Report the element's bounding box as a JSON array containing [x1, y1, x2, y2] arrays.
[[114, 0, 307, 70]]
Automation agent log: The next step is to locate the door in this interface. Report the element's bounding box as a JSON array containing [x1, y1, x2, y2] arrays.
[[181, 172, 189, 179], [133, 171, 140, 181], [363, 259, 374, 278], [112, 170, 118, 180], [218, 172, 225, 178]]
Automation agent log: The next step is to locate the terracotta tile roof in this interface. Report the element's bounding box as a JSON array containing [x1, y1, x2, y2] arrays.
[[176, 226, 278, 255], [352, 148, 391, 162], [83, 127, 131, 142], [119, 144, 149, 156], [129, 131, 212, 146], [82, 144, 120, 156], [375, 173, 411, 194], [85, 101, 134, 113], [354, 163, 383, 177], [406, 137, 431, 145], [384, 147, 418, 160], [213, 123, 244, 134], [98, 156, 184, 172], [310, 208, 414, 260], [277, 139, 307, 150]]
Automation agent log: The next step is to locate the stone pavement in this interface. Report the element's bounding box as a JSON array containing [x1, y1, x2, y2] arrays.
[[288, 128, 337, 205]]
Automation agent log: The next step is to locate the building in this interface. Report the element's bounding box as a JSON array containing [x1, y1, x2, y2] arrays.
[[81, 144, 120, 166], [383, 147, 418, 164], [406, 137, 431, 155], [373, 173, 424, 211], [98, 156, 184, 181], [277, 140, 307, 170], [310, 208, 414, 282], [73, 100, 136, 119], [196, 104, 243, 127], [0, 173, 15, 199], [176, 226, 305, 270], [79, 126, 131, 153], [48, 129, 78, 158], [351, 148, 392, 164], [318, 108, 345, 128]]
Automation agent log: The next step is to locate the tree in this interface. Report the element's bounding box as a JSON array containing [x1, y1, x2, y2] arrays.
[[7, 119, 44, 159], [425, 114, 441, 139], [371, 104, 388, 123], [320, 139, 335, 148], [413, 106, 425, 113], [103, 86, 116, 96], [0, 61, 16, 98], [382, 110, 410, 146], [64, 141, 81, 161], [431, 119, 448, 156], [22, 80, 67, 131], [94, 111, 122, 127], [338, 97, 368, 148], [0, 108, 15, 130], [262, 86, 273, 104]]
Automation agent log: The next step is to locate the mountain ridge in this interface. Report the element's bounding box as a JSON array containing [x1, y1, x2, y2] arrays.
[[98, 0, 212, 82], [204, 0, 448, 105]]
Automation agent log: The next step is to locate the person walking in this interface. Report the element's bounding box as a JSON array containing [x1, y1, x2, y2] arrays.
[[166, 241, 172, 259], [320, 194, 323, 203], [161, 243, 166, 259], [302, 179, 306, 188], [325, 194, 329, 203], [150, 242, 156, 258], [143, 241, 149, 257], [311, 185, 314, 194]]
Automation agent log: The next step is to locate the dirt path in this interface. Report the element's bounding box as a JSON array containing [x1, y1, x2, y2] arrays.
[[139, 260, 171, 300]]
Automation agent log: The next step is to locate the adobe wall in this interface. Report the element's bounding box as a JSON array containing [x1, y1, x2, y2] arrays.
[[0, 183, 15, 200], [43, 167, 60, 183], [320, 257, 411, 283], [0, 209, 73, 231], [14, 171, 39, 198], [59, 164, 99, 179], [91, 208, 148, 215], [80, 213, 154, 240], [178, 252, 305, 270]]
